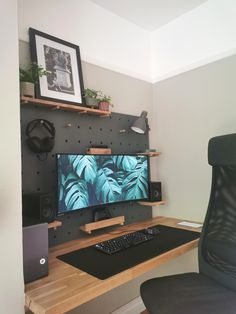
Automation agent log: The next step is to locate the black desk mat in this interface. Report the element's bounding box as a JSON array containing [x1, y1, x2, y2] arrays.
[[57, 225, 200, 280]]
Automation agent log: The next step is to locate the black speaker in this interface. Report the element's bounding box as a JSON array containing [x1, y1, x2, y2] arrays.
[[149, 182, 162, 202], [23, 223, 48, 283], [22, 193, 55, 223]]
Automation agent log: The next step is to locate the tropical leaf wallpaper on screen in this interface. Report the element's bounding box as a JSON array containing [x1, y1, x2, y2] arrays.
[[57, 154, 149, 213]]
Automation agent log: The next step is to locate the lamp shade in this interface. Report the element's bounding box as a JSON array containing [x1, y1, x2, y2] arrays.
[[131, 111, 148, 134]]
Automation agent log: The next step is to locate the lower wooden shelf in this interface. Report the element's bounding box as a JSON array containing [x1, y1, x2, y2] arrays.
[[138, 200, 166, 206], [80, 216, 125, 234]]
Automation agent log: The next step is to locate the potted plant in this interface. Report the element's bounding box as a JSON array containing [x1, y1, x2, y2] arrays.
[[84, 88, 99, 108], [19, 62, 50, 97], [98, 92, 113, 111]]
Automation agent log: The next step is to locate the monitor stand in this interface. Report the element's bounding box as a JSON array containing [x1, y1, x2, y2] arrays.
[[93, 208, 112, 222]]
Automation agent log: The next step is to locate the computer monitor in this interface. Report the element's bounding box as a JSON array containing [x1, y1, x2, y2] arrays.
[[57, 154, 150, 215]]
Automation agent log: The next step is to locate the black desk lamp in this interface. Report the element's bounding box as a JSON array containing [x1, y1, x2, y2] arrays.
[[131, 111, 148, 134]]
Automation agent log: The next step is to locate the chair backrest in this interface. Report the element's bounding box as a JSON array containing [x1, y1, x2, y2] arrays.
[[199, 133, 236, 291]]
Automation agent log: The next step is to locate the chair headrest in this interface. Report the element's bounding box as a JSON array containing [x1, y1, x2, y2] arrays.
[[208, 133, 236, 166]]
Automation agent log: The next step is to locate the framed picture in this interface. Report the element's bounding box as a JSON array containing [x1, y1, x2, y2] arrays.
[[29, 28, 85, 106]]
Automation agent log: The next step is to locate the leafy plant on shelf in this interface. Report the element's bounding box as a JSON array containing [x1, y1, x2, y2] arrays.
[[19, 62, 50, 84], [97, 92, 113, 107], [97, 91, 113, 111], [83, 88, 100, 108], [83, 88, 114, 110], [84, 88, 99, 99]]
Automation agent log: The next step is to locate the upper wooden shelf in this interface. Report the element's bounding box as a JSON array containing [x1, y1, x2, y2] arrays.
[[20, 96, 111, 117], [139, 200, 166, 206], [137, 152, 161, 157]]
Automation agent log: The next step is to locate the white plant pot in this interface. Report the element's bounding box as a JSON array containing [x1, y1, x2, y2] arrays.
[[20, 82, 35, 97], [85, 96, 99, 108]]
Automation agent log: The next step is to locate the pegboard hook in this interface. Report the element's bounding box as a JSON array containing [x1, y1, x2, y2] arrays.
[[119, 129, 127, 133]]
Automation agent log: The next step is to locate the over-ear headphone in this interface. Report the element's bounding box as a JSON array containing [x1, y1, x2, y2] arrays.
[[26, 119, 55, 153]]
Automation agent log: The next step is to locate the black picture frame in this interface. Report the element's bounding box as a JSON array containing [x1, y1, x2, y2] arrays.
[[29, 28, 85, 106]]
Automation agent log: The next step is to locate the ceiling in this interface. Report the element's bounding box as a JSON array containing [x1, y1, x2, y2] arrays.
[[90, 0, 208, 31]]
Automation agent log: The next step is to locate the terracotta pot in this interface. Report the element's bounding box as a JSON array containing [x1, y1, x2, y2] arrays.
[[99, 101, 110, 111], [20, 82, 35, 97]]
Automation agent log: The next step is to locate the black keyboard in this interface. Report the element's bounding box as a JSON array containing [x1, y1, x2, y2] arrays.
[[94, 231, 154, 255]]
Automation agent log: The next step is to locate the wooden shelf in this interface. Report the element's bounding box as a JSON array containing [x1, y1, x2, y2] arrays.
[[139, 200, 166, 206], [48, 220, 62, 230], [80, 216, 125, 234], [20, 96, 111, 117], [137, 152, 161, 157]]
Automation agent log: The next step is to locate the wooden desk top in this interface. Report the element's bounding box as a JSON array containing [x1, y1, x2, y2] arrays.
[[25, 217, 201, 314]]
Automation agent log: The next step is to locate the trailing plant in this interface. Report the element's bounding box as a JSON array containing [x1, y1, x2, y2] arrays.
[[19, 62, 50, 84]]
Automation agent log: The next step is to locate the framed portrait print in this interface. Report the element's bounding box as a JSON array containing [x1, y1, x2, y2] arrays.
[[29, 28, 85, 106]]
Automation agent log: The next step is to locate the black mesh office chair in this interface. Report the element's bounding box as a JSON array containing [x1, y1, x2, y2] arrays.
[[140, 134, 236, 314]]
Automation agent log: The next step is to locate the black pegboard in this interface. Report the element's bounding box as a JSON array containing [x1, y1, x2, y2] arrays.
[[21, 105, 152, 246]]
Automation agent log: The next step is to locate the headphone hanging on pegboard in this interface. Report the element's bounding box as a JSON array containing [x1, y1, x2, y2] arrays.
[[26, 119, 55, 154]]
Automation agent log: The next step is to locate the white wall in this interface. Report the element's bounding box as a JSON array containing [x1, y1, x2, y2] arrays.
[[0, 1, 24, 313], [18, 0, 236, 84], [18, 0, 152, 82], [153, 55, 236, 221], [151, 0, 236, 82]]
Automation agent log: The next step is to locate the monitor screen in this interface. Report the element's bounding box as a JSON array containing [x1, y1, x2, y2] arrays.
[[57, 154, 149, 214]]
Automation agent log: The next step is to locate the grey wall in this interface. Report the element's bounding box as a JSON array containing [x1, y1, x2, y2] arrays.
[[153, 54, 236, 222], [21, 106, 152, 246]]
